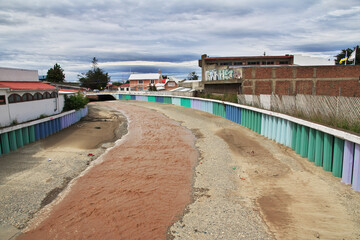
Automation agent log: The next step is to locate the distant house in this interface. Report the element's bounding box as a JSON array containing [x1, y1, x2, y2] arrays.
[[128, 71, 163, 91], [0, 67, 62, 127], [155, 77, 179, 91], [119, 83, 130, 92]]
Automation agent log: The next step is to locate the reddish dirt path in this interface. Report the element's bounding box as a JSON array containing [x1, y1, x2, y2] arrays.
[[18, 102, 198, 240]]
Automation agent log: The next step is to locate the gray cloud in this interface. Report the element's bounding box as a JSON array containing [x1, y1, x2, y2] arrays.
[[0, 0, 359, 81]]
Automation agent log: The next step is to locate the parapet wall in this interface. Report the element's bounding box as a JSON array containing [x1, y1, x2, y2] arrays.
[[116, 93, 360, 192]]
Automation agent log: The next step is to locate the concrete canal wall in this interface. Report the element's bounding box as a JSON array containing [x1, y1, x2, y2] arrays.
[[116, 93, 360, 192], [0, 107, 88, 156]]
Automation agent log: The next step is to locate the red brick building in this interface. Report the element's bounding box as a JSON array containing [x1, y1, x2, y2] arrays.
[[199, 54, 360, 97], [129, 72, 163, 91]]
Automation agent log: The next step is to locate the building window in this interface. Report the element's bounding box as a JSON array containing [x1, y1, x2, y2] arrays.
[[247, 61, 260, 65], [0, 95, 5, 105], [51, 92, 58, 98], [138, 87, 143, 91], [33, 92, 43, 100], [43, 92, 51, 99], [279, 61, 289, 65], [22, 93, 33, 101], [8, 94, 22, 103], [219, 62, 231, 66], [234, 62, 243, 65], [262, 61, 274, 65], [150, 80, 154, 84], [138, 80, 143, 84], [168, 82, 175, 87]]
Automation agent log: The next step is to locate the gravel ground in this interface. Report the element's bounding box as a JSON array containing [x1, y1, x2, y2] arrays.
[[127, 101, 273, 239], [0, 104, 127, 240]]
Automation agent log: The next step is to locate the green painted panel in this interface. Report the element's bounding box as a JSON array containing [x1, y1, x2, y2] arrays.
[[295, 124, 302, 154], [22, 127, 30, 145], [125, 94, 131, 100], [291, 123, 297, 150], [314, 130, 324, 166], [181, 98, 191, 108], [300, 126, 309, 158], [332, 137, 344, 177], [163, 96, 172, 104], [307, 128, 316, 162], [15, 129, 24, 148], [323, 133, 334, 172], [148, 96, 156, 102], [29, 125, 35, 142], [258, 113, 263, 134], [212, 102, 226, 117], [9, 131, 17, 151], [1, 133, 10, 154]]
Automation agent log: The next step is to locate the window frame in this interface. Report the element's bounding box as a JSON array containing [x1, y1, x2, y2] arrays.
[[8, 93, 22, 103], [0, 95, 6, 105]]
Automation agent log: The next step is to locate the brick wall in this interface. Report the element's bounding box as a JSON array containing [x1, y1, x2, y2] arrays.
[[275, 80, 292, 95], [244, 65, 360, 97], [296, 80, 313, 95], [255, 81, 272, 95]]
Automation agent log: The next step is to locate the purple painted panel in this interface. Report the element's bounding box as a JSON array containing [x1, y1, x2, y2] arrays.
[[352, 144, 360, 191], [342, 141, 354, 185]]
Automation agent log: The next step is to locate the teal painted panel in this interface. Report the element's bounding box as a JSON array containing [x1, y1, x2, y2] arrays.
[[286, 121, 292, 148], [291, 123, 297, 150], [271, 117, 277, 140], [213, 102, 226, 118], [125, 94, 131, 100], [9, 131, 17, 151], [1, 133, 10, 154], [275, 117, 282, 143], [315, 130, 324, 166], [268, 116, 273, 139], [163, 96, 172, 104], [15, 129, 24, 148], [29, 125, 35, 142], [332, 137, 344, 177], [300, 126, 310, 158], [22, 127, 30, 145], [148, 96, 156, 102], [181, 98, 191, 108], [323, 133, 334, 172], [295, 124, 302, 154], [308, 128, 316, 162]]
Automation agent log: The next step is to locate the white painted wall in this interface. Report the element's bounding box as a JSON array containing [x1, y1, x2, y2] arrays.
[[59, 94, 65, 112], [8, 98, 60, 124], [0, 67, 39, 81]]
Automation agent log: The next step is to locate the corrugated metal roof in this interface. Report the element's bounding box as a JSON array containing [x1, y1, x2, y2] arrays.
[[0, 81, 57, 90], [128, 73, 160, 80]]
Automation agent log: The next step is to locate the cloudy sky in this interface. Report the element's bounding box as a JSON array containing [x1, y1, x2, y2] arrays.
[[0, 0, 359, 82]]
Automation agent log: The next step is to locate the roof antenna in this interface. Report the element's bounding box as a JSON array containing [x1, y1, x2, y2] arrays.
[[263, 52, 266, 56]]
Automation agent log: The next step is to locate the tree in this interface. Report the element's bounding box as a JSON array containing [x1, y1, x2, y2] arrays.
[[78, 57, 110, 89], [46, 63, 65, 82], [63, 92, 89, 111], [187, 71, 199, 80], [335, 45, 359, 65]]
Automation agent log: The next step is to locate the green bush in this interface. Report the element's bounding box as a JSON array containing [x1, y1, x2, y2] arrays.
[[63, 92, 89, 111]]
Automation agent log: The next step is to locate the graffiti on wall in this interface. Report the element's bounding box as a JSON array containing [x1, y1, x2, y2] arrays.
[[206, 67, 242, 81]]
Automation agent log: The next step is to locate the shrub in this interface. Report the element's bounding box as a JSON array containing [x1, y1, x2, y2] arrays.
[[63, 92, 89, 111]]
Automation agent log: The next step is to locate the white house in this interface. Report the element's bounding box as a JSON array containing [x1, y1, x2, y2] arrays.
[[0, 67, 62, 127]]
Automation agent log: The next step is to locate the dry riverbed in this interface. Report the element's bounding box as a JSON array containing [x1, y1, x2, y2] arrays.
[[1, 100, 360, 240]]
